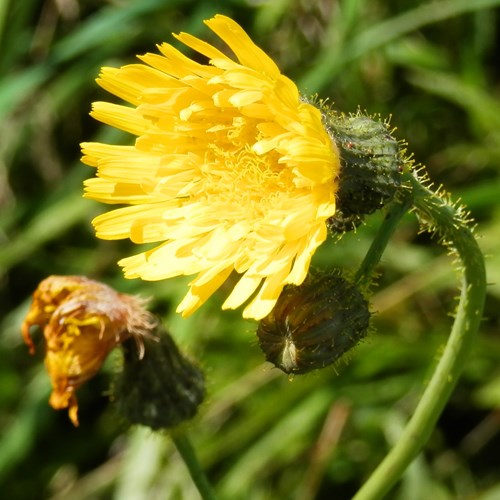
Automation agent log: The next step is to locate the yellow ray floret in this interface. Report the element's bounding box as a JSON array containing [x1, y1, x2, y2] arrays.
[[82, 14, 340, 320]]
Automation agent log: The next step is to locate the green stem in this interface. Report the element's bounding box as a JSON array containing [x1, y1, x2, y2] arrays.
[[354, 190, 413, 285], [354, 174, 486, 500], [0, 0, 9, 46], [171, 430, 218, 500]]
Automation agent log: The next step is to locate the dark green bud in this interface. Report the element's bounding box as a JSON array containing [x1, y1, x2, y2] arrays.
[[326, 112, 403, 232], [256, 272, 370, 374], [115, 328, 205, 430]]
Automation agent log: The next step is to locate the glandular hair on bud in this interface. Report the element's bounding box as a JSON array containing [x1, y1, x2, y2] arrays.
[[115, 328, 205, 430], [256, 272, 370, 374], [325, 111, 404, 232]]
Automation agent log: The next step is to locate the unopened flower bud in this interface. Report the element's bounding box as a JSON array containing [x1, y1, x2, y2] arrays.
[[325, 111, 403, 231], [256, 272, 370, 374], [21, 275, 156, 425], [115, 329, 205, 430]]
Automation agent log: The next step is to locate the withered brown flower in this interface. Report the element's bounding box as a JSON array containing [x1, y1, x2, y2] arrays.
[[22, 275, 156, 425]]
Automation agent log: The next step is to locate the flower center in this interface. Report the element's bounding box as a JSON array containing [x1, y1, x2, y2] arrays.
[[199, 117, 295, 217]]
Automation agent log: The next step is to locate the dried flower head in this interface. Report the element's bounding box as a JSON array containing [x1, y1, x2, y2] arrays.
[[22, 276, 156, 425], [82, 14, 340, 320]]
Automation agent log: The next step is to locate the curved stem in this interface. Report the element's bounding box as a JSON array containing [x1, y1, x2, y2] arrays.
[[354, 189, 413, 286], [171, 430, 218, 500], [354, 174, 486, 500]]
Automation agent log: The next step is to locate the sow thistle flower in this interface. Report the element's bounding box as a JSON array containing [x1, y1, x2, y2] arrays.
[[82, 14, 340, 320]]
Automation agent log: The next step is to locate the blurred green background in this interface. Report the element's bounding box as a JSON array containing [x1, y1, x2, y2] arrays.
[[1, 0, 500, 498]]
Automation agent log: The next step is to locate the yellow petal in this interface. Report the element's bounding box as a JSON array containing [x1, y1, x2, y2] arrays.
[[222, 274, 262, 310], [91, 102, 150, 136], [205, 15, 281, 78], [177, 265, 234, 316]]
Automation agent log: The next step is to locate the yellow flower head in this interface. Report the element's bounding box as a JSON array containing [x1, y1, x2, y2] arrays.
[[82, 15, 340, 320], [22, 276, 156, 426]]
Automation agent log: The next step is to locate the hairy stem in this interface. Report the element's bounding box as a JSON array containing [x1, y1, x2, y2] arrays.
[[354, 174, 486, 500]]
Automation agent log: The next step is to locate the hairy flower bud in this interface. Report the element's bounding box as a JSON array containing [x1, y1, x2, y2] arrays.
[[256, 272, 370, 374], [21, 275, 156, 425], [115, 330, 205, 430], [325, 112, 403, 231]]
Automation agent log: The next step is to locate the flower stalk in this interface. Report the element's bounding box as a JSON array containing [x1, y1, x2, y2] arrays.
[[171, 430, 218, 500], [353, 173, 486, 500], [354, 187, 413, 287]]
